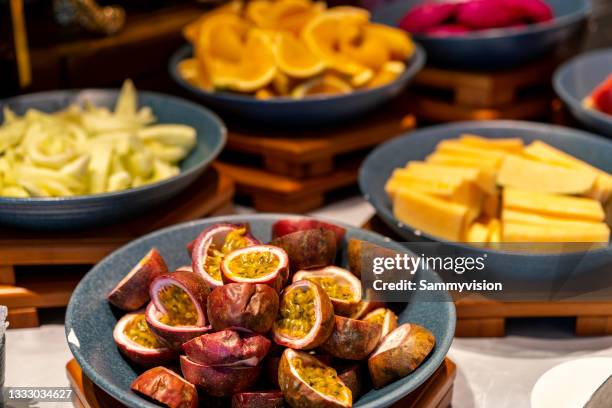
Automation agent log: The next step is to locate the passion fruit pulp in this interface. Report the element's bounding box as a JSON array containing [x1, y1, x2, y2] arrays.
[[368, 323, 436, 389], [221, 245, 289, 291], [207, 283, 279, 334], [107, 248, 168, 311], [131, 366, 198, 408], [180, 355, 261, 397], [273, 280, 334, 350], [113, 312, 176, 367], [182, 329, 271, 367], [363, 308, 398, 340], [150, 271, 209, 327], [145, 303, 212, 350], [272, 219, 346, 245], [192, 223, 259, 289], [278, 349, 352, 408], [270, 228, 337, 272], [321, 315, 382, 360], [293, 266, 362, 316]]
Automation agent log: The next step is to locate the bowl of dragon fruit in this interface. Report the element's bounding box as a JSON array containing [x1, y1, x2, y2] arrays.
[[372, 0, 590, 70]]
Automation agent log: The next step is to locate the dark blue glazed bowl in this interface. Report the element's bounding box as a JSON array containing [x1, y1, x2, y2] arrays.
[[359, 121, 612, 285], [372, 0, 590, 70], [554, 48, 612, 137], [0, 90, 226, 230], [169, 44, 425, 126], [65, 214, 455, 408]]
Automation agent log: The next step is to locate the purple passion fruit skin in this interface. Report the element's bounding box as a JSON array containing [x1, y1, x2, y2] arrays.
[[191, 223, 260, 289], [113, 312, 176, 367], [270, 228, 337, 272], [368, 323, 436, 389], [182, 329, 271, 367], [272, 219, 346, 246], [231, 391, 285, 408], [180, 355, 261, 397], [145, 302, 212, 350], [207, 283, 279, 334], [108, 248, 168, 311], [175, 265, 193, 273], [150, 271, 209, 328], [363, 308, 398, 340], [272, 280, 335, 350], [131, 366, 198, 408], [292, 266, 362, 317], [221, 245, 289, 292], [278, 349, 352, 408], [320, 315, 382, 361], [347, 239, 399, 279]]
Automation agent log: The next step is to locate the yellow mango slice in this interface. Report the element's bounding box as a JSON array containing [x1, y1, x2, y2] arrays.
[[435, 140, 507, 167], [459, 134, 524, 153], [426, 152, 499, 173], [405, 161, 496, 194], [393, 188, 468, 241], [497, 155, 596, 195], [384, 168, 465, 199], [502, 221, 610, 243], [502, 209, 606, 229], [487, 219, 501, 243], [503, 188, 605, 222], [466, 222, 489, 243]]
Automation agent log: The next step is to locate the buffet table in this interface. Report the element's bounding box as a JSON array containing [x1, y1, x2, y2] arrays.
[[6, 197, 612, 408]]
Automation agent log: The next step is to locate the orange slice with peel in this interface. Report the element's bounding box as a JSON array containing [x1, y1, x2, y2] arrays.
[[245, 0, 272, 27], [366, 61, 405, 88], [291, 74, 352, 99], [182, 1, 243, 43], [364, 24, 415, 61], [274, 32, 326, 78]]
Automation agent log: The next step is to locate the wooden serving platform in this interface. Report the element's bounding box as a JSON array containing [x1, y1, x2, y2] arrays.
[[1, 168, 234, 329], [66, 358, 456, 408], [407, 57, 558, 122], [363, 215, 612, 338], [216, 105, 416, 213]]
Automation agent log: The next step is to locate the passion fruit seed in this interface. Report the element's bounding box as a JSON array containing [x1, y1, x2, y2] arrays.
[[205, 227, 250, 281], [228, 250, 280, 279], [158, 285, 198, 326], [292, 357, 349, 402], [305, 276, 354, 300], [277, 286, 316, 338], [124, 314, 163, 349]]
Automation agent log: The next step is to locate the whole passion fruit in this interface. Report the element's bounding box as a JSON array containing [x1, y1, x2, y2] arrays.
[[368, 323, 436, 389], [207, 283, 279, 334], [107, 248, 168, 311], [113, 312, 176, 366], [231, 391, 285, 408], [320, 316, 382, 360], [145, 303, 212, 350], [131, 366, 198, 408], [270, 229, 337, 272], [183, 329, 271, 367], [273, 280, 334, 350], [272, 219, 346, 246], [293, 266, 362, 317], [180, 355, 261, 397], [221, 245, 289, 292], [363, 308, 398, 340], [192, 223, 260, 289], [278, 349, 352, 408]]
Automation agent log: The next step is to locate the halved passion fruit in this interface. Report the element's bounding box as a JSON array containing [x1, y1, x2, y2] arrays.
[[336, 363, 365, 401], [150, 271, 209, 326], [320, 315, 382, 360], [272, 280, 334, 350], [180, 355, 261, 397], [191, 223, 260, 289], [113, 312, 176, 366], [350, 295, 386, 320], [231, 391, 285, 408], [368, 323, 436, 389], [363, 308, 398, 340], [131, 366, 198, 408], [278, 349, 352, 408], [182, 329, 271, 367], [145, 303, 212, 350], [108, 248, 168, 311], [272, 218, 346, 245], [270, 228, 337, 272], [221, 245, 289, 291], [207, 283, 279, 334], [293, 266, 362, 316]]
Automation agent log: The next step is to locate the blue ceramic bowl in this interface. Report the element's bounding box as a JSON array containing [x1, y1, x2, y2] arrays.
[[554, 48, 612, 137], [169, 44, 426, 126], [0, 90, 226, 230], [65, 214, 455, 408], [359, 121, 612, 285], [372, 0, 590, 70]]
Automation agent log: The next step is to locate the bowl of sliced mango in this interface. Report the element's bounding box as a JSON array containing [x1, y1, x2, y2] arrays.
[[0, 81, 226, 230], [169, 0, 425, 125], [360, 121, 612, 285]]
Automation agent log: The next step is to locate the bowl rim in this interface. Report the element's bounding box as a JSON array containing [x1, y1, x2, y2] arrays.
[[168, 43, 426, 104], [553, 47, 612, 125], [65, 213, 456, 408], [0, 89, 227, 204], [396, 0, 591, 41], [359, 119, 612, 258]]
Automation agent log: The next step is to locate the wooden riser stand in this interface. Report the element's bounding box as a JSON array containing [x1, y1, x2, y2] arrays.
[[0, 168, 235, 329]]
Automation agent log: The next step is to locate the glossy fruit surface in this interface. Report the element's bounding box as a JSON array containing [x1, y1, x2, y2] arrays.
[[270, 228, 337, 272], [182, 329, 271, 367], [131, 366, 198, 408], [272, 219, 346, 245], [320, 315, 382, 360], [180, 355, 261, 397]]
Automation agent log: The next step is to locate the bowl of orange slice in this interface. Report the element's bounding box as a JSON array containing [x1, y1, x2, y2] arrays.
[[169, 0, 425, 125]]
